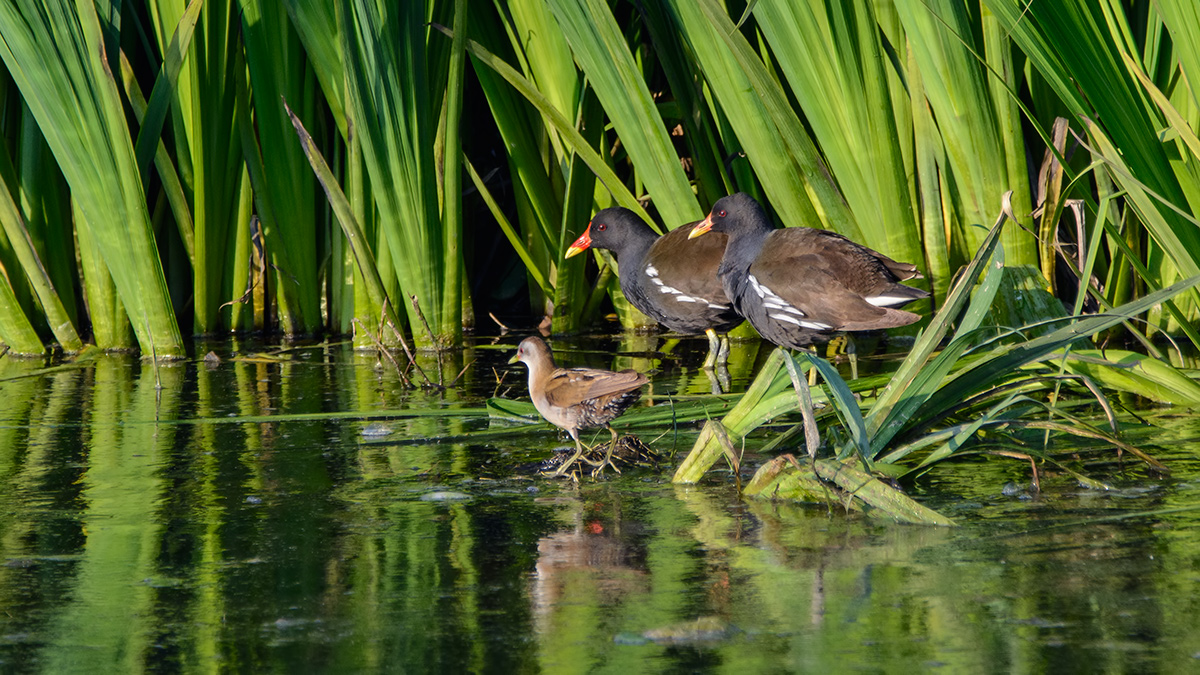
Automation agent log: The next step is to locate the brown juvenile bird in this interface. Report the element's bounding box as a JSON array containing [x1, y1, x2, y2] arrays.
[[508, 336, 648, 477]]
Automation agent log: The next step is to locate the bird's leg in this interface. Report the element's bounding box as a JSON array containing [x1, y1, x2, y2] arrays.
[[701, 329, 731, 394], [846, 334, 858, 381], [716, 333, 731, 392], [702, 328, 721, 370], [806, 346, 819, 386], [590, 425, 623, 477], [552, 434, 588, 479], [824, 334, 857, 381], [703, 368, 722, 396]]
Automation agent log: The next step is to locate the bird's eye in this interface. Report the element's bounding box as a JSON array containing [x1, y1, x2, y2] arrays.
[[597, 223, 607, 232], [718, 209, 727, 218]]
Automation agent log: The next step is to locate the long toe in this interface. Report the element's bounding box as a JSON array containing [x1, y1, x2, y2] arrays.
[[552, 441, 587, 478], [577, 440, 609, 467], [590, 439, 623, 478]]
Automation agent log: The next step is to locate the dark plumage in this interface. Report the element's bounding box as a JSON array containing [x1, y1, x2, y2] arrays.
[[689, 193, 928, 349], [566, 208, 742, 367], [509, 336, 648, 477]]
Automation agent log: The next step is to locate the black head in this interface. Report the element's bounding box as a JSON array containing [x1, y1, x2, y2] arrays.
[[565, 207, 656, 258], [690, 193, 773, 239]]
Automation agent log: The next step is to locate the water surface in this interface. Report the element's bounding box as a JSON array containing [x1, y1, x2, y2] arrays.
[[0, 337, 1197, 673]]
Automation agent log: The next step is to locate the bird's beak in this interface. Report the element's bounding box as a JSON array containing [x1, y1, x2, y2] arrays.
[[507, 352, 520, 365], [689, 213, 714, 239], [564, 224, 592, 258]]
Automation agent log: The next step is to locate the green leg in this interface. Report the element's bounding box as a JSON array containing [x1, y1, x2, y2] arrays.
[[702, 328, 721, 369], [824, 334, 857, 380], [704, 329, 731, 393], [847, 333, 858, 381], [590, 425, 623, 477], [807, 345, 819, 386], [703, 368, 722, 396], [552, 435, 587, 479]]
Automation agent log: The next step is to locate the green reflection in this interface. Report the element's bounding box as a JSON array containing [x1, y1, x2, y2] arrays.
[[0, 344, 1194, 672], [43, 357, 183, 672]]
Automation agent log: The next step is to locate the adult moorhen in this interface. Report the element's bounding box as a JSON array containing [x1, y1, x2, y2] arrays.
[[565, 208, 743, 368], [689, 192, 928, 348], [509, 336, 648, 477]]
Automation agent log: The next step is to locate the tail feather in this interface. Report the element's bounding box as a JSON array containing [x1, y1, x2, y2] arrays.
[[840, 307, 923, 331]]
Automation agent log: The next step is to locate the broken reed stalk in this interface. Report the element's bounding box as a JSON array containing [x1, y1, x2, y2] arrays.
[[782, 351, 820, 459], [410, 295, 444, 387]]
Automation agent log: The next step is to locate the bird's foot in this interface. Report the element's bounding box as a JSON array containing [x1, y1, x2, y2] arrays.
[[588, 449, 624, 475], [549, 460, 582, 481], [548, 445, 590, 480]]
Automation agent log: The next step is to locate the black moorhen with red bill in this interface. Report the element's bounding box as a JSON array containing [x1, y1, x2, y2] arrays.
[[689, 192, 928, 349], [565, 208, 743, 367]]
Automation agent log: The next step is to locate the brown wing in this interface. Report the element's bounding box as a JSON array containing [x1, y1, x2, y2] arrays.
[[750, 229, 922, 329], [812, 229, 924, 281], [645, 224, 730, 301], [749, 256, 890, 329], [542, 367, 648, 409]]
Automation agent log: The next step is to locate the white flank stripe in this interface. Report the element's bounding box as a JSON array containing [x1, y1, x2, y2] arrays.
[[751, 277, 807, 318], [675, 295, 699, 303], [658, 285, 681, 295], [748, 274, 767, 298], [800, 321, 832, 330], [770, 313, 803, 326], [645, 265, 659, 278], [708, 303, 729, 310]]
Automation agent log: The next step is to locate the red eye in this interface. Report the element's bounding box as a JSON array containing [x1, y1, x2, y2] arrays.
[[718, 209, 727, 218], [597, 223, 607, 231]]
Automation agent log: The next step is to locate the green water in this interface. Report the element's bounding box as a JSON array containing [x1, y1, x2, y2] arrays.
[[0, 338, 1198, 673]]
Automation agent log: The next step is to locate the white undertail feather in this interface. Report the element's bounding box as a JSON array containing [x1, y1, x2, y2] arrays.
[[865, 295, 912, 307]]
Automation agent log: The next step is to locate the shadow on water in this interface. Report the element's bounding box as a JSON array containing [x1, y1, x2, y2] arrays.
[[0, 335, 1198, 672]]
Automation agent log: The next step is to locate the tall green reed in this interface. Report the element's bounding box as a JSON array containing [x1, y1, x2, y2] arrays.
[[0, 0, 183, 355]]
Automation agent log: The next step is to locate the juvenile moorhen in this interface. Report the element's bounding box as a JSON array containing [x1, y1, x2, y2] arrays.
[[565, 208, 742, 368], [509, 336, 648, 477], [689, 193, 928, 348]]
